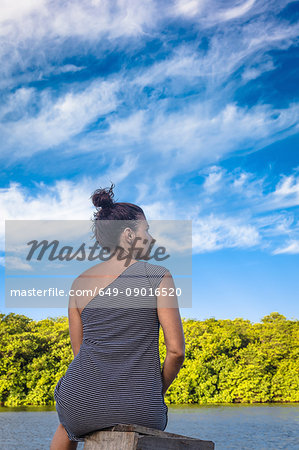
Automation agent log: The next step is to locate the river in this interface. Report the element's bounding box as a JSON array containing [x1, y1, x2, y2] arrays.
[[0, 403, 298, 449]]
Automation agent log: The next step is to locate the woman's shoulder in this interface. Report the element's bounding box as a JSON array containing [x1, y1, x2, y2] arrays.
[[77, 262, 105, 278]]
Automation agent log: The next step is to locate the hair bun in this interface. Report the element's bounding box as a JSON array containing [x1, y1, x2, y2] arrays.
[[91, 183, 115, 210]]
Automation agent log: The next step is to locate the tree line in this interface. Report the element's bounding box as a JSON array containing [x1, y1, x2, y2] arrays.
[[0, 311, 298, 406]]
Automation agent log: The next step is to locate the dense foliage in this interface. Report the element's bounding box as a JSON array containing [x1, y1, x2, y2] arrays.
[[0, 312, 298, 406]]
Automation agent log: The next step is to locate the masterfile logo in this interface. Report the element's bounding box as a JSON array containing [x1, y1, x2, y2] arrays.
[[5, 219, 192, 309]]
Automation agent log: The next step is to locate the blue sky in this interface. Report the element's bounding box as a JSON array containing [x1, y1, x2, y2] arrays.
[[0, 0, 298, 323]]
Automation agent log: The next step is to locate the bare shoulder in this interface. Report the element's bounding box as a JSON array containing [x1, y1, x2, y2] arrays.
[[77, 262, 107, 278], [79, 262, 102, 276], [68, 262, 107, 311], [70, 262, 106, 294]]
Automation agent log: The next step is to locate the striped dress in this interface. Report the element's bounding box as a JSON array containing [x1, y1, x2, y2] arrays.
[[54, 260, 169, 442]]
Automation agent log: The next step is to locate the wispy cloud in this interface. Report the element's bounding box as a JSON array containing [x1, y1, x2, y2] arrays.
[[192, 213, 261, 253], [198, 165, 299, 214], [173, 0, 293, 27], [1, 164, 299, 257], [194, 166, 299, 253], [1, 9, 298, 168], [254, 172, 299, 212], [0, 0, 157, 42], [0, 155, 138, 253], [3, 256, 33, 271], [215, 0, 256, 22], [272, 239, 299, 255], [0, 79, 120, 158], [0, 0, 298, 257]]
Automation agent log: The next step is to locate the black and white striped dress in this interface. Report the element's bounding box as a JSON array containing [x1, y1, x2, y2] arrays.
[[54, 260, 169, 442]]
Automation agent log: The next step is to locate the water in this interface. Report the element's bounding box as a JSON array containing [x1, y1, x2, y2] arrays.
[[0, 403, 298, 449]]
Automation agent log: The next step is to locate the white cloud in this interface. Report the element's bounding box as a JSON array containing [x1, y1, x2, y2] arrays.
[[0, 79, 120, 157], [132, 38, 279, 90], [272, 240, 299, 255], [52, 64, 86, 74], [107, 110, 145, 143], [274, 174, 299, 198], [0, 155, 137, 250], [133, 47, 202, 86], [2, 255, 33, 271], [192, 213, 260, 252], [6, 86, 298, 173], [173, 0, 257, 22], [0, 1, 298, 168], [247, 21, 299, 50], [173, 0, 205, 18], [216, 0, 256, 22], [255, 174, 299, 212], [242, 59, 276, 81], [173, 0, 293, 30], [198, 166, 299, 216], [139, 200, 177, 220], [0, 0, 45, 28], [0, 0, 156, 40], [1, 165, 299, 257], [202, 166, 224, 193], [191, 168, 299, 253], [98, 101, 298, 174], [0, 0, 296, 92], [0, 0, 298, 259], [232, 172, 249, 190], [0, 0, 157, 90]]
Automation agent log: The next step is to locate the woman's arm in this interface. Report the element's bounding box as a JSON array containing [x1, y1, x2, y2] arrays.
[[68, 278, 83, 358], [157, 271, 185, 396]]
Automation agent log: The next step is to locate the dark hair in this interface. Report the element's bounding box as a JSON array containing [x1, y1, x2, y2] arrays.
[[90, 182, 145, 251]]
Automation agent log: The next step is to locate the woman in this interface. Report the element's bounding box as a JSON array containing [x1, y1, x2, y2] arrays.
[[50, 183, 185, 449]]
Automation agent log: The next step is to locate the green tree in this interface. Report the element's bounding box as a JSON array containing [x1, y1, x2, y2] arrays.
[[0, 312, 298, 406]]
